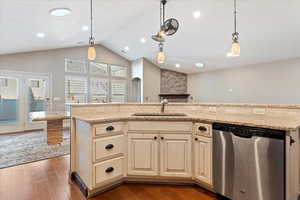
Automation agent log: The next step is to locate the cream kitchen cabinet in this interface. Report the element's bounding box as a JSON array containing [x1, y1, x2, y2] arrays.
[[127, 133, 192, 178], [160, 134, 192, 177], [193, 135, 212, 186], [127, 133, 159, 176]]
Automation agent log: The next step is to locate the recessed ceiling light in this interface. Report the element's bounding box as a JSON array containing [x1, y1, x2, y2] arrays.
[[36, 33, 45, 38], [175, 64, 181, 68], [193, 10, 201, 19], [140, 38, 146, 43], [124, 46, 130, 52], [195, 62, 205, 68], [50, 8, 71, 17], [81, 25, 89, 31]]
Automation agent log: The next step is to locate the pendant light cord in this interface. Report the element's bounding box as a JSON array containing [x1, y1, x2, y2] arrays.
[[232, 0, 239, 41], [90, 0, 94, 40], [160, 0, 167, 30], [234, 0, 237, 34]]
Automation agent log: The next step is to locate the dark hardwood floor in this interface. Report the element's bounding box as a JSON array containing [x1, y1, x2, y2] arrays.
[[0, 155, 218, 200]]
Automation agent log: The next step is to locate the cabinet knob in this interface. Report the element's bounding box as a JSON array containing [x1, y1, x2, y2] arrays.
[[198, 126, 208, 132], [195, 138, 198, 141], [106, 126, 115, 132], [154, 136, 157, 140], [105, 167, 114, 173], [161, 137, 164, 140], [105, 144, 114, 150]]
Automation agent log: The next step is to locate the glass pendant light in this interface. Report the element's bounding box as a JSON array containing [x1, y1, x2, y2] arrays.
[[227, 0, 240, 57], [88, 0, 96, 60], [157, 42, 166, 64]]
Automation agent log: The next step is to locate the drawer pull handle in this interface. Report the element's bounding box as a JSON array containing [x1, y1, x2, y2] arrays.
[[105, 144, 114, 150], [161, 137, 164, 140], [154, 136, 157, 140], [198, 126, 208, 132], [195, 138, 198, 141], [105, 167, 114, 173], [106, 126, 114, 132]]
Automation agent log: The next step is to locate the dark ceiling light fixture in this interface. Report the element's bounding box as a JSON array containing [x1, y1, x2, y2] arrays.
[[227, 0, 240, 57], [152, 0, 180, 64], [88, 0, 96, 60]]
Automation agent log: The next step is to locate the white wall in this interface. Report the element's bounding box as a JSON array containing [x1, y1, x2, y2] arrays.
[[0, 45, 130, 110], [143, 59, 161, 103], [188, 58, 300, 104]]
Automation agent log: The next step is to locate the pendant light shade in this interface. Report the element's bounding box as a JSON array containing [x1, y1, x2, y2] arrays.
[[227, 41, 240, 57], [157, 51, 166, 64], [228, 0, 240, 57], [88, 45, 96, 60], [157, 43, 166, 64], [88, 0, 96, 60]]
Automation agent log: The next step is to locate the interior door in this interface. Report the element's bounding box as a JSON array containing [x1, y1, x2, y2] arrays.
[[24, 75, 50, 130], [0, 74, 23, 133], [127, 133, 159, 176], [160, 134, 192, 177]]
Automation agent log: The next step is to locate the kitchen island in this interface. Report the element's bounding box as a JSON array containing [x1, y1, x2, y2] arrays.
[[70, 103, 300, 199]]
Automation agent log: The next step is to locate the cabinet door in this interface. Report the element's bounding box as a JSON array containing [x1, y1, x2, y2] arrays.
[[127, 134, 159, 176], [160, 134, 192, 177], [194, 136, 212, 185]]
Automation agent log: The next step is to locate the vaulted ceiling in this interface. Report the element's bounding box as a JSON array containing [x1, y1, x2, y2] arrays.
[[0, 0, 299, 73]]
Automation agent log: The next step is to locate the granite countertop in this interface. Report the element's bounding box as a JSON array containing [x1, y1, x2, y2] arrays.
[[30, 111, 70, 121], [72, 112, 300, 131]]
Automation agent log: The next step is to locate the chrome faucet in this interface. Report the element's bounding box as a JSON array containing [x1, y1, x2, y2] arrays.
[[161, 99, 168, 113]]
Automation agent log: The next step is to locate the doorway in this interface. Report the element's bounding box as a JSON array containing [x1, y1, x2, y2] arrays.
[[132, 77, 141, 103], [0, 71, 51, 134]]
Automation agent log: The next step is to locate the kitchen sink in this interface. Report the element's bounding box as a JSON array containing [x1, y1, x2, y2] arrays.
[[132, 113, 187, 117]]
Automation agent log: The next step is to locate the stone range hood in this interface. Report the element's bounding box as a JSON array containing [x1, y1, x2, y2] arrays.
[[160, 69, 189, 102], [159, 93, 190, 102]]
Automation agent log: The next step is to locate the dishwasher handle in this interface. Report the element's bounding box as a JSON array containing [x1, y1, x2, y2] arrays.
[[230, 127, 253, 138]]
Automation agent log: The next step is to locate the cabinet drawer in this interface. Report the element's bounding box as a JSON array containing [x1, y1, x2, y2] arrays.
[[93, 157, 123, 187], [194, 123, 212, 137], [93, 135, 124, 162], [128, 121, 192, 133], [93, 122, 124, 137]]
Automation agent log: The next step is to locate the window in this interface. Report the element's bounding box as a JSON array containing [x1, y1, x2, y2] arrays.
[[65, 59, 128, 104], [30, 80, 40, 88], [90, 62, 108, 76], [65, 59, 87, 74], [111, 65, 127, 77], [90, 78, 108, 103], [0, 78, 8, 87], [65, 76, 88, 103], [111, 80, 127, 103]]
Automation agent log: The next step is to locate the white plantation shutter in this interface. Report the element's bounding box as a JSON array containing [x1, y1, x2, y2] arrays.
[[90, 78, 108, 103], [90, 62, 108, 76], [111, 80, 127, 103], [65, 59, 87, 74], [65, 76, 88, 103], [65, 59, 128, 104], [111, 65, 127, 77]]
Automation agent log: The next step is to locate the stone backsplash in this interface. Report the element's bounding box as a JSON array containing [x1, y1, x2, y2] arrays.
[[160, 69, 187, 94]]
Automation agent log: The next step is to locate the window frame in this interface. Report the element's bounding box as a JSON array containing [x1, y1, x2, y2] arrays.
[[64, 59, 128, 104]]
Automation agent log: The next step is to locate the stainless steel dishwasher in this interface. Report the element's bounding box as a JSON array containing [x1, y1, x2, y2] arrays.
[[213, 123, 285, 200]]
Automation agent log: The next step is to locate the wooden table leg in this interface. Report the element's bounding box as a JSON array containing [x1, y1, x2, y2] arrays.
[[47, 120, 63, 145]]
